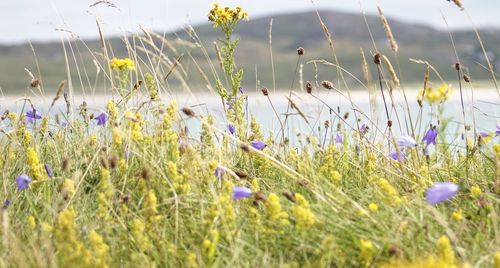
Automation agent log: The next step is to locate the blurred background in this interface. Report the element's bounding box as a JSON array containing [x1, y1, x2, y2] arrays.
[[1, 0, 500, 93]]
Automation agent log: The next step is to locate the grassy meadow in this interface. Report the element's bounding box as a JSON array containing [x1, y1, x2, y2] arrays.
[[0, 2, 499, 267]]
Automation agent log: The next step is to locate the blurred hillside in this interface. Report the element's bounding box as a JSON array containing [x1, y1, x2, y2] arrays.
[[1, 10, 499, 94]]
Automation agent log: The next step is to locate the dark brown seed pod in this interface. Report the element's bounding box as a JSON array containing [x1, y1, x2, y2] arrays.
[[282, 190, 296, 202], [387, 120, 393, 128], [463, 74, 470, 83], [261, 87, 269, 96], [324, 120, 330, 129], [62, 158, 69, 171], [254, 191, 267, 201], [234, 170, 248, 179], [109, 155, 118, 169], [141, 167, 151, 180], [297, 47, 304, 56], [454, 62, 461, 71], [322, 80, 334, 89], [374, 53, 381, 65], [306, 81, 313, 94], [240, 142, 250, 152], [181, 107, 195, 117], [30, 78, 40, 88]]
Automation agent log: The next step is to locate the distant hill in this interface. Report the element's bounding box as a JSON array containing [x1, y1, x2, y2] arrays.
[[1, 9, 500, 93]]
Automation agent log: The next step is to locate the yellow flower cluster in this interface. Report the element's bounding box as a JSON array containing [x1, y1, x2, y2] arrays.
[[291, 193, 316, 231], [470, 185, 482, 198], [208, 3, 249, 28], [266, 193, 290, 229], [144, 190, 162, 230], [202, 229, 219, 262], [377, 179, 402, 205], [89, 230, 110, 267], [166, 161, 190, 194], [131, 219, 150, 252], [359, 239, 375, 267], [417, 84, 453, 104], [55, 208, 92, 266], [27, 147, 45, 181], [452, 209, 462, 221], [436, 235, 455, 265], [110, 57, 135, 71], [107, 101, 118, 122]]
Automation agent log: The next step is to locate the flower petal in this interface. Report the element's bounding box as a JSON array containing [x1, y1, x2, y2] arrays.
[[426, 182, 458, 205]]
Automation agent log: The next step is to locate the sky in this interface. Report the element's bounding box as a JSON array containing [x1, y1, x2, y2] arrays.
[[0, 0, 498, 44]]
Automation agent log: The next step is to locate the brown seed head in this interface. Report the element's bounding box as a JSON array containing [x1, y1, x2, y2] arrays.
[[463, 74, 470, 83], [141, 167, 151, 180], [305, 81, 313, 94], [109, 155, 118, 169], [181, 107, 195, 117], [261, 87, 269, 96], [387, 120, 393, 128], [282, 191, 296, 202], [374, 53, 381, 65], [30, 78, 40, 88], [454, 62, 461, 71], [297, 47, 304, 56], [324, 120, 330, 129], [254, 191, 267, 201], [234, 170, 249, 179], [298, 179, 309, 187], [322, 80, 334, 89], [62, 158, 69, 171], [240, 142, 250, 152]]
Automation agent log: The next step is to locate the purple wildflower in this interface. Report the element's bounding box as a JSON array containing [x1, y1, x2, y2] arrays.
[[239, 87, 245, 94], [214, 166, 225, 179], [232, 186, 252, 200], [389, 150, 405, 161], [226, 102, 233, 110], [479, 131, 489, 138], [398, 135, 417, 147], [228, 124, 236, 135], [496, 124, 500, 136], [423, 126, 438, 145], [15, 174, 32, 191], [44, 164, 53, 178], [124, 149, 131, 159], [95, 112, 107, 126], [2, 199, 10, 210], [426, 182, 459, 205], [26, 109, 42, 123], [251, 140, 266, 150], [360, 123, 369, 134], [335, 132, 343, 144]]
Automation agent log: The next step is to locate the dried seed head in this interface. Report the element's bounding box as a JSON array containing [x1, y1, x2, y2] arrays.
[[374, 53, 381, 65], [121, 194, 130, 204], [377, 6, 398, 52], [324, 120, 330, 129], [388, 245, 401, 257], [282, 191, 296, 202], [141, 167, 151, 180], [305, 81, 313, 94], [382, 55, 400, 87], [343, 112, 349, 120], [298, 179, 309, 187], [254, 191, 267, 201], [109, 155, 118, 169], [454, 62, 461, 71], [388, 120, 393, 127], [261, 87, 269, 96], [322, 80, 334, 89], [181, 107, 195, 117], [62, 158, 69, 171], [30, 78, 40, 88], [240, 142, 250, 152], [234, 170, 249, 179], [451, 0, 464, 10], [463, 74, 470, 83], [297, 47, 304, 56]]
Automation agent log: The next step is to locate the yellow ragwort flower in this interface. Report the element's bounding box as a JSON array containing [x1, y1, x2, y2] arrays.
[[110, 57, 135, 71]]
